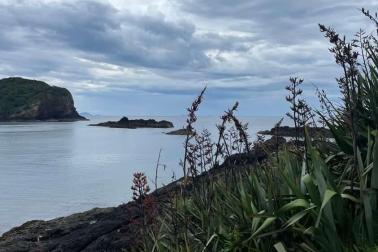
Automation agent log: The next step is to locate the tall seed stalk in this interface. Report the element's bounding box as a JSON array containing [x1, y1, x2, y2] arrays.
[[182, 87, 206, 183]]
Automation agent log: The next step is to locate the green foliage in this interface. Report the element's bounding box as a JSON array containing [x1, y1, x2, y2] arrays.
[[0, 77, 70, 118], [139, 9, 378, 252], [147, 133, 377, 251]]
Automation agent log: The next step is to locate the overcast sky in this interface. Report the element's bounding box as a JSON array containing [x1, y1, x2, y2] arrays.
[[0, 0, 377, 116]]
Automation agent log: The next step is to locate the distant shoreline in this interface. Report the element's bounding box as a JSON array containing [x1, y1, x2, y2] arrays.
[[0, 118, 89, 122]]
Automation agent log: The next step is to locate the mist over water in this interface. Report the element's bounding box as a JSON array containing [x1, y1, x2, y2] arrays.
[[0, 116, 285, 233]]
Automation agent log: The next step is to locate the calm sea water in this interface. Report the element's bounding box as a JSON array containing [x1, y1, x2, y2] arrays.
[[0, 116, 284, 234]]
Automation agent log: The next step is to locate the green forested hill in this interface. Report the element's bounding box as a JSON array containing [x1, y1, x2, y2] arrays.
[[0, 77, 85, 121]]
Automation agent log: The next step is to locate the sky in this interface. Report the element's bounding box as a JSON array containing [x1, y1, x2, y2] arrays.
[[0, 0, 377, 116]]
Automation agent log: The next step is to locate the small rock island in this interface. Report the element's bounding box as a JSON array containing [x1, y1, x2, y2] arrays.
[[90, 116, 174, 129], [258, 126, 332, 138], [166, 128, 194, 135], [0, 77, 86, 121]]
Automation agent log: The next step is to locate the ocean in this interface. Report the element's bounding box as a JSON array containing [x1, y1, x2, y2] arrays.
[[0, 116, 285, 234]]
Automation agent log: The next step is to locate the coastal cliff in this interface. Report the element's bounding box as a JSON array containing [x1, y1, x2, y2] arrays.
[[0, 77, 86, 121]]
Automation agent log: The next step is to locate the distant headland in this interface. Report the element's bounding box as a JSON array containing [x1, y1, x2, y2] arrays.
[[0, 77, 86, 122]]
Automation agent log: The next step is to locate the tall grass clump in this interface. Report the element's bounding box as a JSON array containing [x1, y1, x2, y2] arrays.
[[136, 9, 378, 252]]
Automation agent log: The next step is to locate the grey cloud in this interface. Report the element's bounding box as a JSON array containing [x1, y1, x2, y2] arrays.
[[0, 0, 376, 115], [0, 0, 263, 88], [177, 0, 378, 43], [0, 1, 210, 70]]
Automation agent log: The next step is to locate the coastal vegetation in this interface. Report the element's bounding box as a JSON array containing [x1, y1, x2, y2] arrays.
[[0, 77, 85, 121], [131, 9, 378, 252]]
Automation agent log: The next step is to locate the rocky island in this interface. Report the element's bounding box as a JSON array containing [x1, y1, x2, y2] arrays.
[[258, 126, 332, 138], [90, 116, 174, 129], [166, 128, 194, 135], [0, 77, 86, 121]]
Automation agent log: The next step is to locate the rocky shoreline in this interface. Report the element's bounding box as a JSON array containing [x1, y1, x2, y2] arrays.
[[0, 136, 284, 252], [90, 116, 174, 129]]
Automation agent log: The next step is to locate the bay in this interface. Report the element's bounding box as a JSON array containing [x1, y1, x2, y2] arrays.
[[0, 116, 284, 234]]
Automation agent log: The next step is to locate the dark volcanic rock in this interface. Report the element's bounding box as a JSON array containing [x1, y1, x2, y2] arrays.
[[166, 128, 194, 135], [0, 180, 177, 252], [0, 77, 86, 121], [258, 126, 332, 138], [90, 116, 174, 129], [223, 136, 286, 165]]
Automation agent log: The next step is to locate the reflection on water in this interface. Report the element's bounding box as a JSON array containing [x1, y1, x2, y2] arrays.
[[0, 116, 284, 233]]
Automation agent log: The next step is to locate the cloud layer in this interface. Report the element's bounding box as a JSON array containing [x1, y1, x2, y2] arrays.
[[0, 0, 377, 115]]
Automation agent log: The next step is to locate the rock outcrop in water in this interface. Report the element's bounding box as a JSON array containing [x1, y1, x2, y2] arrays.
[[0, 77, 86, 121], [166, 128, 195, 135], [90, 116, 174, 129], [258, 126, 332, 138]]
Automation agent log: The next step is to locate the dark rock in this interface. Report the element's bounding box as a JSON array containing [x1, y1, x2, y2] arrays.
[[0, 77, 87, 122], [258, 126, 332, 138], [166, 128, 194, 135], [90, 117, 174, 129], [0, 180, 178, 252], [262, 136, 287, 148], [223, 136, 287, 166], [118, 116, 129, 123]]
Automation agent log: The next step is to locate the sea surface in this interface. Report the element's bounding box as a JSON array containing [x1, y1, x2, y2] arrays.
[[0, 116, 285, 234]]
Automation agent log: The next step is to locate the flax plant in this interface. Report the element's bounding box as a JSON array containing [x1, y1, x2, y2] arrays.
[[141, 9, 378, 252]]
